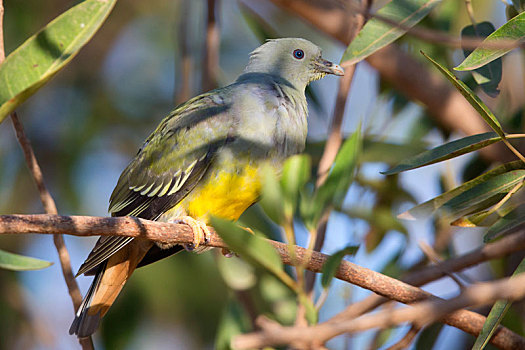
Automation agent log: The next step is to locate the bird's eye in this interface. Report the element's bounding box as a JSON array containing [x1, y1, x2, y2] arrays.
[[293, 49, 304, 60]]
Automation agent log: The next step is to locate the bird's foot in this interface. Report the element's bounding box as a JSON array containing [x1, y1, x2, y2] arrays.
[[173, 216, 211, 251]]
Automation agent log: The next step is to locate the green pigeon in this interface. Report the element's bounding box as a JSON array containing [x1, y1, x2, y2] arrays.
[[70, 37, 344, 337]]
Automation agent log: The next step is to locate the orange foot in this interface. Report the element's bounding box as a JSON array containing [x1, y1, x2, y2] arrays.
[[173, 216, 212, 251]]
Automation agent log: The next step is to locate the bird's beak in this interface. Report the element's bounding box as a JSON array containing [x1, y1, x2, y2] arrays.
[[314, 58, 345, 76]]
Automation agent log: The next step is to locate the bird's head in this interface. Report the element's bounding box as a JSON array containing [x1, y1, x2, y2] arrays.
[[244, 38, 344, 90]]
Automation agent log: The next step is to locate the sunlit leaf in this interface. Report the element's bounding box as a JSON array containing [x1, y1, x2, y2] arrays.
[[471, 257, 525, 350], [461, 22, 502, 97], [341, 0, 442, 65], [321, 245, 359, 289], [455, 12, 525, 71], [383, 132, 500, 175], [0, 0, 117, 124], [217, 254, 256, 291], [399, 161, 525, 220], [211, 217, 283, 277], [442, 170, 525, 217], [422, 52, 505, 138], [484, 202, 525, 242], [0, 249, 52, 271]]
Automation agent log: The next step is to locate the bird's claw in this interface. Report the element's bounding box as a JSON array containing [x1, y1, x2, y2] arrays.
[[173, 216, 211, 251]]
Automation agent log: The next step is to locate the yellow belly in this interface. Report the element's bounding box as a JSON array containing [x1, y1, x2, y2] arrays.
[[166, 164, 261, 222]]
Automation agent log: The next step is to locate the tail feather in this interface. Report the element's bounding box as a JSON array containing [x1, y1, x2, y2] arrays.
[[69, 262, 106, 337]]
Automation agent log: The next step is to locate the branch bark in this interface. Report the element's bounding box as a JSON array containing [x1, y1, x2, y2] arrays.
[[1, 214, 524, 349]]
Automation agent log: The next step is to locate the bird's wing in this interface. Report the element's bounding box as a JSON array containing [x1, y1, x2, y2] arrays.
[[76, 90, 235, 276]]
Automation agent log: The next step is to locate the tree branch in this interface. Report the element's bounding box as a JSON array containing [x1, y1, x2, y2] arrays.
[[233, 273, 525, 349], [1, 214, 524, 349]]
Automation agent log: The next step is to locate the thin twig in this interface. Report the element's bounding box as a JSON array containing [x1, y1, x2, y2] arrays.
[[418, 240, 466, 290], [0, 4, 92, 349], [202, 0, 220, 91], [233, 273, 525, 349], [1, 214, 524, 349]]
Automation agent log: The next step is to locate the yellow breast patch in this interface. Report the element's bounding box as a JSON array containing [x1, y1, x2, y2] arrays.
[[180, 164, 261, 222]]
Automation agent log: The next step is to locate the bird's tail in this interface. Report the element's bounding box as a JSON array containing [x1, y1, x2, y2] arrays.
[[69, 240, 150, 337]]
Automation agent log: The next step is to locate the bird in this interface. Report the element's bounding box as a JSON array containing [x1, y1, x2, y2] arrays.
[[69, 37, 344, 337]]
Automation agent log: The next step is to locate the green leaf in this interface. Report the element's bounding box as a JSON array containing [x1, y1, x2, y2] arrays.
[[281, 155, 311, 213], [210, 217, 284, 277], [341, 0, 442, 65], [471, 257, 525, 350], [456, 12, 525, 71], [361, 138, 427, 165], [259, 165, 285, 224], [484, 203, 525, 242], [0, 249, 52, 271], [399, 161, 525, 220], [422, 52, 505, 138], [341, 207, 408, 234], [461, 22, 502, 97], [383, 132, 501, 175], [442, 170, 525, 217], [0, 0, 117, 124], [316, 126, 362, 210], [321, 245, 359, 289]]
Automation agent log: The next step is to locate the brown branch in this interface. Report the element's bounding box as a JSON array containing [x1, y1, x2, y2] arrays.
[[266, 0, 512, 162], [1, 214, 524, 349], [233, 273, 525, 349], [202, 0, 220, 91], [332, 228, 525, 322], [0, 4, 91, 349], [385, 325, 420, 350]]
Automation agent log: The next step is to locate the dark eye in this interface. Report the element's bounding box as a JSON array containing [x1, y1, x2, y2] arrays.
[[293, 49, 304, 60]]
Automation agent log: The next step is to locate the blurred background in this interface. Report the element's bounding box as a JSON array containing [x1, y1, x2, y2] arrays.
[[1, 0, 524, 349]]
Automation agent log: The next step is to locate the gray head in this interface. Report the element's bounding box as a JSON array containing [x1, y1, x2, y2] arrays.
[[244, 38, 344, 90]]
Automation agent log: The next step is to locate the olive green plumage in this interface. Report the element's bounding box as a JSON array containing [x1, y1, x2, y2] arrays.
[[70, 38, 343, 337]]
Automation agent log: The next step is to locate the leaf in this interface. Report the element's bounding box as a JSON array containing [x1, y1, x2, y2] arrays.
[[0, 249, 52, 271], [210, 217, 284, 277], [321, 245, 359, 289], [456, 12, 525, 71], [422, 52, 505, 138], [399, 161, 525, 220], [442, 170, 525, 217], [0, 0, 117, 124], [471, 257, 525, 350], [461, 22, 502, 97], [259, 165, 285, 224], [341, 0, 442, 65], [361, 138, 427, 165], [484, 203, 525, 242], [281, 155, 311, 213], [383, 132, 501, 175], [316, 126, 362, 210], [341, 207, 408, 234]]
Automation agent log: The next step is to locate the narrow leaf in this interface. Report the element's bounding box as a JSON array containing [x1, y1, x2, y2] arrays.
[[321, 245, 359, 289], [484, 202, 525, 242], [383, 132, 500, 175], [422, 52, 505, 138], [298, 294, 318, 325], [442, 170, 525, 216], [0, 0, 117, 123], [399, 161, 525, 220], [341, 0, 441, 65], [456, 12, 525, 71], [0, 249, 52, 271], [281, 155, 311, 212], [210, 217, 283, 276], [461, 22, 502, 97], [471, 257, 525, 350], [259, 165, 285, 225]]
